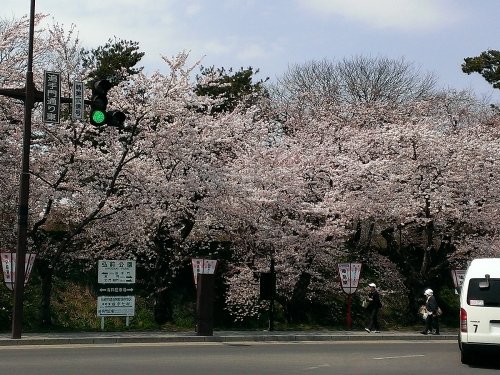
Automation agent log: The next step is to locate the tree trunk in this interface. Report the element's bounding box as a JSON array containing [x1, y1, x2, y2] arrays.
[[153, 289, 172, 325], [284, 272, 312, 323]]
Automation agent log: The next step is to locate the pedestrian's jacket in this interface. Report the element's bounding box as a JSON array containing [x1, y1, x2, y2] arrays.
[[367, 290, 382, 310], [425, 295, 438, 314]]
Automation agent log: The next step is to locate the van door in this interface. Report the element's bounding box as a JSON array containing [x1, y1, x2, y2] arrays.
[[466, 278, 500, 344]]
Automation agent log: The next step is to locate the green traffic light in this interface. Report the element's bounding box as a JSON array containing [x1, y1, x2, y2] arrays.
[[91, 110, 106, 125]]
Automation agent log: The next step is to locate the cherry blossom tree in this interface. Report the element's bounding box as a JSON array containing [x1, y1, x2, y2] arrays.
[[2, 14, 500, 328]]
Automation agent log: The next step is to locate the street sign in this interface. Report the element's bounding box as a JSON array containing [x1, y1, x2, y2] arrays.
[[43, 71, 61, 124], [98, 260, 136, 284], [192, 258, 217, 286], [0, 252, 36, 291], [98, 285, 135, 295], [97, 295, 135, 316], [97, 260, 136, 321], [72, 81, 84, 120], [338, 263, 362, 294]]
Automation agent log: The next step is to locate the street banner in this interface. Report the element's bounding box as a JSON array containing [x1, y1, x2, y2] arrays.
[[192, 258, 218, 286], [43, 71, 61, 124], [0, 252, 36, 290], [451, 269, 466, 292], [337, 262, 362, 295]]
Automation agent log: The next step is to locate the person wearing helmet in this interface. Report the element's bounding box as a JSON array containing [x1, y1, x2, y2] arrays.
[[364, 283, 382, 333], [421, 288, 440, 335]]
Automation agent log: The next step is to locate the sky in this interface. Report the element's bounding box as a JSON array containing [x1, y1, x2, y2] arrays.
[[2, 0, 499, 103]]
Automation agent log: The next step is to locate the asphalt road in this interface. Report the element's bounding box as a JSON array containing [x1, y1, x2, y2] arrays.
[[0, 340, 497, 375]]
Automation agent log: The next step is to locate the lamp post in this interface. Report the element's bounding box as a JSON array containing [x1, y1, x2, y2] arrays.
[[11, 0, 36, 339]]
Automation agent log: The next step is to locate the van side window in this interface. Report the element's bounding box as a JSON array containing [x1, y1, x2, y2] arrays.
[[467, 278, 500, 307]]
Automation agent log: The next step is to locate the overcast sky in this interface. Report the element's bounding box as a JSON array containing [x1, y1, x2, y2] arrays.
[[3, 0, 499, 102]]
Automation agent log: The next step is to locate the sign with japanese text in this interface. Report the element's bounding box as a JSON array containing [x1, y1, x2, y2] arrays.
[[72, 81, 84, 120], [97, 260, 136, 318], [43, 71, 61, 124], [97, 296, 135, 317], [98, 260, 136, 284], [191, 258, 217, 286], [98, 285, 135, 295], [337, 262, 362, 295], [1, 252, 36, 290]]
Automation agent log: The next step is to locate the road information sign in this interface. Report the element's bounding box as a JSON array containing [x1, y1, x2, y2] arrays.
[[98, 260, 136, 284], [43, 71, 61, 124], [97, 260, 136, 322], [72, 81, 84, 120], [97, 296, 135, 317]]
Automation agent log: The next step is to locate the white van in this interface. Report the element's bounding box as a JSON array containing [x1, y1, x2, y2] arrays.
[[459, 258, 500, 364]]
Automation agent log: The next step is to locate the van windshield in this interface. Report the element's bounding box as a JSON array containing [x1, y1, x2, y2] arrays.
[[467, 278, 500, 307]]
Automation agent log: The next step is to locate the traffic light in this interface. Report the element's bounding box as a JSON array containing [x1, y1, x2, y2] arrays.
[[90, 79, 112, 126], [259, 272, 275, 300], [107, 110, 126, 128], [89, 80, 126, 127]]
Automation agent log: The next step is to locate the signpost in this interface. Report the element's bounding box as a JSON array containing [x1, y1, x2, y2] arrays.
[[97, 260, 136, 329], [191, 258, 218, 336], [337, 263, 362, 329]]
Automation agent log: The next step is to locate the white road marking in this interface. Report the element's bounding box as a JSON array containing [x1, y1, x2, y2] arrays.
[[373, 354, 425, 360], [304, 364, 331, 370]]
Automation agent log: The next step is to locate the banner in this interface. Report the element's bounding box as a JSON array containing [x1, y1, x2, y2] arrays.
[[192, 258, 218, 286], [1, 252, 36, 290], [451, 269, 466, 292], [337, 263, 362, 294]]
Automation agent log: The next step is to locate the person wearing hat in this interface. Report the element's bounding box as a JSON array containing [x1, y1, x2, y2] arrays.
[[421, 288, 440, 335], [364, 283, 382, 333]]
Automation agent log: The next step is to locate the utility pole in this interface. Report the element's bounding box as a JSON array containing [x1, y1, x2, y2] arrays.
[[1, 2, 118, 338], [268, 256, 275, 331], [11, 0, 36, 340]]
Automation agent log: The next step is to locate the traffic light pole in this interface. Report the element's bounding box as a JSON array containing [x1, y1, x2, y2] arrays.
[[1, 1, 119, 339], [11, 0, 36, 340]]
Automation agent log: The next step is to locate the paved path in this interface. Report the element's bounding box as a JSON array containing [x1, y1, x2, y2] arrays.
[[0, 329, 457, 346]]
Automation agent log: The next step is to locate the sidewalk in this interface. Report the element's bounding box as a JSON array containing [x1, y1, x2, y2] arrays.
[[0, 329, 458, 346]]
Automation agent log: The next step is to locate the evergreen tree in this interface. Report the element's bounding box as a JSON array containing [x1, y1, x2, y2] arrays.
[[462, 50, 500, 89], [195, 66, 268, 114], [82, 37, 145, 85]]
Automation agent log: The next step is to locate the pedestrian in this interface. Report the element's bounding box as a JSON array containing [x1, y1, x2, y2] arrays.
[[364, 283, 382, 333], [421, 288, 440, 335]]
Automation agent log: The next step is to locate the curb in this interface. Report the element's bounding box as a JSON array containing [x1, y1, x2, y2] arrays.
[[0, 332, 458, 346]]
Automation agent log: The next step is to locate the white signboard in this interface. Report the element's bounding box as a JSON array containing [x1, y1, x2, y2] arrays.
[[1, 252, 36, 290], [98, 260, 136, 284], [97, 296, 135, 316], [338, 262, 362, 295], [72, 81, 84, 120], [191, 258, 217, 286]]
